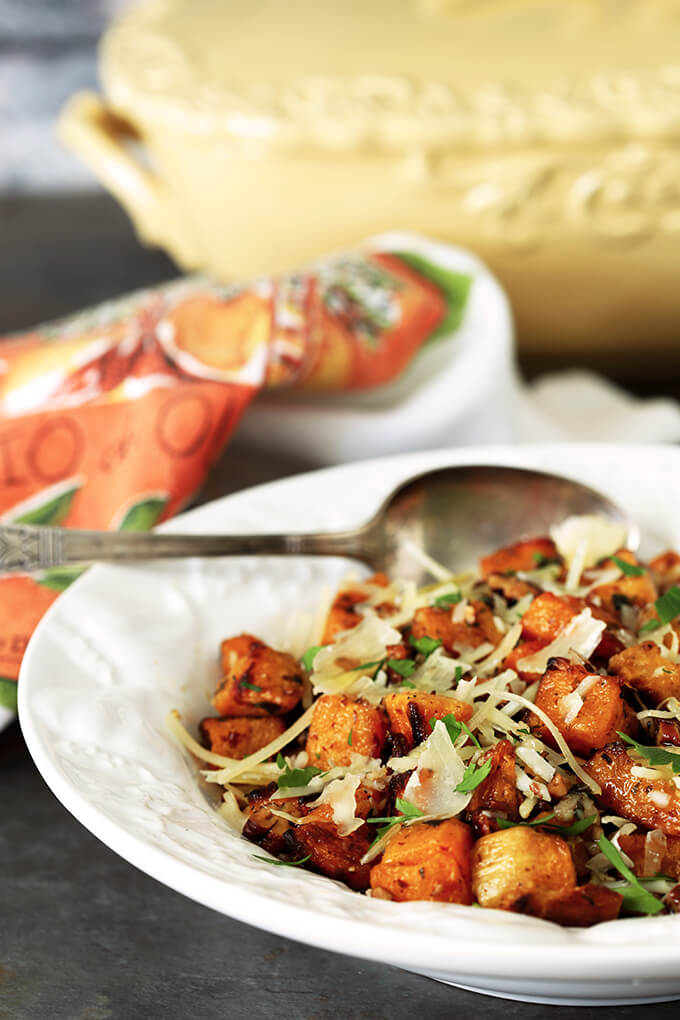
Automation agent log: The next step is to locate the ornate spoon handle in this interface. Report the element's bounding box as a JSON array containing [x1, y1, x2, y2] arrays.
[[0, 523, 370, 574]]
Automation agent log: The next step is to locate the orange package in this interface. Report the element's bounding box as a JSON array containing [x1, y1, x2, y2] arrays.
[[0, 244, 470, 705]]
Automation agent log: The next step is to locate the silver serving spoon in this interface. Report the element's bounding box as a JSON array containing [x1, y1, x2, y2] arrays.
[[0, 465, 636, 586]]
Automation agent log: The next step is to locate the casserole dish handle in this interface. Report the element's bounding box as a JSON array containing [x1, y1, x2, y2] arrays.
[[57, 91, 195, 266]]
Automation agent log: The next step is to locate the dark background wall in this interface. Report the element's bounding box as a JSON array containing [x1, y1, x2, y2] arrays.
[[0, 0, 133, 190]]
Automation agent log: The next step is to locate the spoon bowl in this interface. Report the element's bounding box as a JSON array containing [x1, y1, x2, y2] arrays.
[[0, 464, 636, 584]]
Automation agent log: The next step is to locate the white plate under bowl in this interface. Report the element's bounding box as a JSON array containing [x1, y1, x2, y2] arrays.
[[19, 443, 680, 1005]]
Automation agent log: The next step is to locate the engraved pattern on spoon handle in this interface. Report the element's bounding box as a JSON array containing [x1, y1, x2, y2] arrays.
[[0, 524, 373, 573], [0, 524, 65, 573]]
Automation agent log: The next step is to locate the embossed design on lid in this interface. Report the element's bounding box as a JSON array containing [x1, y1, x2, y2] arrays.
[[101, 0, 680, 150]]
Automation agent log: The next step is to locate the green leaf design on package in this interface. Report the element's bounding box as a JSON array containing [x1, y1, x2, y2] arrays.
[[116, 495, 169, 532], [0, 676, 17, 712], [37, 566, 87, 592], [10, 479, 81, 527], [391, 251, 472, 342]]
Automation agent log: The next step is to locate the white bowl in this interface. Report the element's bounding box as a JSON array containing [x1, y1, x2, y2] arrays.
[[18, 443, 680, 1005]]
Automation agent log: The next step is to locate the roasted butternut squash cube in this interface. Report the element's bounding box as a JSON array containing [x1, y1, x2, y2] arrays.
[[650, 551, 680, 593], [467, 739, 519, 820], [369, 819, 473, 903], [585, 741, 680, 836], [589, 549, 657, 613], [215, 634, 303, 716], [383, 690, 472, 751], [486, 572, 539, 605], [521, 592, 584, 644], [410, 600, 501, 655], [618, 832, 680, 880], [472, 826, 576, 912], [521, 592, 619, 661], [657, 721, 680, 747], [306, 694, 387, 769], [610, 641, 680, 705], [528, 658, 631, 756], [293, 819, 372, 891], [527, 885, 622, 926], [503, 639, 545, 685], [480, 537, 559, 578], [321, 573, 392, 643], [199, 715, 286, 760]]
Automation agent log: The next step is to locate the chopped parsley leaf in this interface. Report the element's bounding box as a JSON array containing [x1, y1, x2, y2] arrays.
[[276, 753, 324, 790], [347, 727, 353, 747], [455, 758, 492, 793], [430, 714, 480, 748], [454, 665, 464, 685], [399, 679, 417, 690], [611, 555, 646, 577], [409, 634, 442, 657], [367, 798, 424, 848], [498, 813, 597, 836], [547, 814, 597, 836], [388, 658, 416, 677], [597, 834, 664, 915], [639, 585, 680, 634], [251, 853, 311, 868], [301, 645, 325, 670], [433, 591, 462, 609], [355, 658, 387, 671], [497, 812, 556, 829], [395, 797, 425, 820], [617, 731, 680, 774], [239, 680, 262, 692]]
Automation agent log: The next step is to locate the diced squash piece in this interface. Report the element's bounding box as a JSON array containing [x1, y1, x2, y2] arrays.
[[486, 572, 539, 605], [410, 600, 501, 655], [527, 657, 631, 756], [472, 826, 576, 912], [306, 694, 387, 769], [199, 715, 286, 760], [527, 885, 622, 926], [383, 690, 472, 751], [480, 537, 559, 579], [618, 832, 680, 880], [521, 592, 620, 662], [585, 741, 680, 836], [321, 573, 392, 643], [242, 791, 309, 857], [503, 639, 545, 685], [369, 819, 473, 903], [293, 819, 372, 891], [610, 641, 680, 705], [649, 551, 680, 593], [215, 634, 303, 716], [467, 739, 519, 820], [589, 549, 657, 613], [657, 721, 680, 747], [521, 592, 584, 644]]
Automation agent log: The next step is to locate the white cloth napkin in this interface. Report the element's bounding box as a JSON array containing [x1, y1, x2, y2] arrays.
[[515, 370, 680, 444]]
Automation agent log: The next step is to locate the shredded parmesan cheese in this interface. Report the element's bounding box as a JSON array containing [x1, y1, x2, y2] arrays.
[[551, 515, 627, 572], [560, 674, 600, 725], [308, 773, 363, 836]]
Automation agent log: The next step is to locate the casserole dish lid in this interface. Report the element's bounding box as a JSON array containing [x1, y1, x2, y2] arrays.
[[100, 0, 680, 152]]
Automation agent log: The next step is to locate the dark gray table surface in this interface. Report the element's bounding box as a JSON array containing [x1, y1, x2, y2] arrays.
[[1, 192, 678, 1019]]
